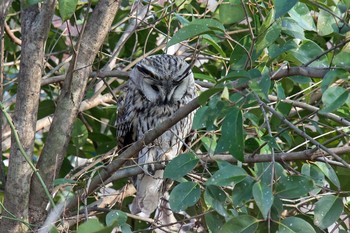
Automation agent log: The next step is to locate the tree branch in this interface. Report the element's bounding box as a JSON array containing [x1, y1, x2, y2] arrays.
[[28, 0, 120, 226], [64, 96, 200, 212], [0, 1, 56, 232]]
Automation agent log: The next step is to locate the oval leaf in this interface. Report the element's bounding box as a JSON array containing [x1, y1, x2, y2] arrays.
[[314, 195, 344, 229], [206, 163, 247, 186], [219, 215, 258, 233], [278, 217, 316, 233], [216, 107, 244, 161], [169, 182, 200, 212], [252, 182, 274, 219], [59, 0, 78, 21], [274, 0, 298, 19], [164, 153, 199, 180], [72, 119, 88, 148], [314, 161, 340, 189], [320, 86, 349, 113], [77, 219, 104, 233], [106, 210, 127, 226], [276, 175, 315, 198]]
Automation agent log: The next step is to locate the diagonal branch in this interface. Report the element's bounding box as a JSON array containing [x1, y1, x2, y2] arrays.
[[28, 0, 120, 226], [64, 96, 200, 212]]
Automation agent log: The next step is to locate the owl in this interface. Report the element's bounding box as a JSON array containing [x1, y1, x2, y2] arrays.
[[116, 54, 197, 224]]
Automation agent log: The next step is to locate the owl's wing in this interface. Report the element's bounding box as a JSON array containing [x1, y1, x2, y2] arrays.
[[116, 89, 136, 151]]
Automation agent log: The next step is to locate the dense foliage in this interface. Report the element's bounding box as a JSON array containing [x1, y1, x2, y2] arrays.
[[1, 0, 350, 232]]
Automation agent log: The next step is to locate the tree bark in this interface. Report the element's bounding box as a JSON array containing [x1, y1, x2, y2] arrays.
[[0, 1, 56, 232], [29, 0, 120, 226], [0, 0, 14, 188]]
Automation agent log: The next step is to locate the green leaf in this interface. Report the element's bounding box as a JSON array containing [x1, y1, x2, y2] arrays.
[[278, 217, 316, 233], [216, 107, 244, 161], [252, 182, 274, 219], [59, 0, 78, 21], [289, 2, 316, 31], [205, 212, 225, 233], [232, 176, 254, 206], [23, 0, 44, 8], [72, 119, 88, 148], [333, 51, 350, 67], [219, 215, 258, 233], [290, 40, 327, 67], [168, 25, 209, 47], [314, 195, 344, 229], [105, 210, 127, 226], [276, 175, 315, 198], [317, 8, 339, 36], [314, 162, 340, 188], [198, 88, 223, 105], [206, 163, 247, 186], [321, 70, 348, 93], [202, 34, 226, 57], [256, 22, 281, 53], [219, 1, 245, 24], [258, 67, 271, 100], [320, 86, 349, 113], [281, 18, 305, 39], [274, 0, 298, 19], [77, 219, 104, 233], [268, 40, 298, 60], [167, 19, 224, 47], [169, 182, 200, 212], [191, 18, 225, 31], [204, 186, 228, 217], [164, 153, 199, 180], [53, 178, 76, 186], [193, 106, 208, 129]]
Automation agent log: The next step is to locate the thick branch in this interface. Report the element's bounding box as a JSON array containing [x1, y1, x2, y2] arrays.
[[0, 1, 56, 232], [65, 96, 200, 212], [29, 0, 120, 226]]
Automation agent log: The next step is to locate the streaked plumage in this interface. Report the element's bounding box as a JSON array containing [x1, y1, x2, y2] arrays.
[[116, 54, 197, 226]]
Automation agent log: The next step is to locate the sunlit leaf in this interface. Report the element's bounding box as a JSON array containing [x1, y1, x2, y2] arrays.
[[59, 0, 78, 21], [77, 219, 104, 233], [289, 2, 316, 31], [219, 1, 245, 24], [317, 8, 339, 36]]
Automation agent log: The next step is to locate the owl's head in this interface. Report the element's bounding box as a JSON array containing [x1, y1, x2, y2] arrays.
[[130, 54, 194, 104]]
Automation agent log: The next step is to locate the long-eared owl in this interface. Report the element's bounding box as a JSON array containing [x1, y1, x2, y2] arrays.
[[116, 54, 197, 218]]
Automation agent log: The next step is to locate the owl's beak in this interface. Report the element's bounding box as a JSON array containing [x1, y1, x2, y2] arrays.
[[161, 84, 175, 104]]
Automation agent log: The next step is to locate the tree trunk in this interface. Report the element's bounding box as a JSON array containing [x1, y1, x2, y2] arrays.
[[0, 1, 56, 232], [29, 0, 120, 227]]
